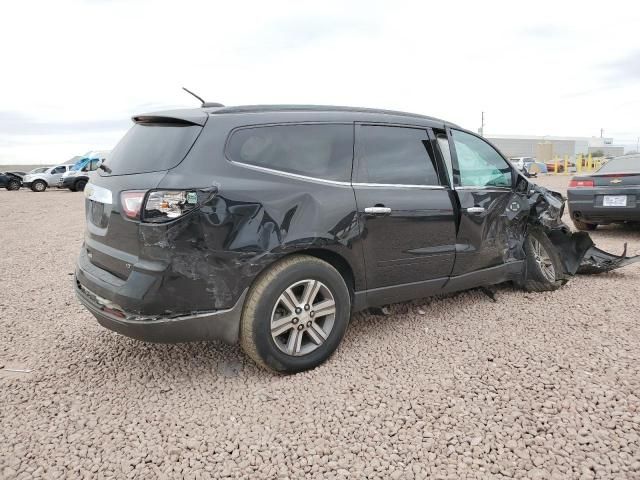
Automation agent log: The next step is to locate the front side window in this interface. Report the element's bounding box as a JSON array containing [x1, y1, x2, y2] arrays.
[[452, 130, 512, 188], [52, 166, 65, 174], [226, 124, 353, 182], [356, 125, 440, 185]]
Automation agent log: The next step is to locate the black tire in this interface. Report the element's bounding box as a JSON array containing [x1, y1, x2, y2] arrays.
[[75, 179, 87, 192], [240, 255, 351, 373], [68, 185, 77, 192], [572, 219, 597, 231], [31, 180, 47, 192], [6, 179, 20, 191], [520, 228, 566, 292]]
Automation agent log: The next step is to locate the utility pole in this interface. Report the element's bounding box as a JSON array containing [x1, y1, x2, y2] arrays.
[[600, 128, 604, 138], [479, 111, 485, 137]]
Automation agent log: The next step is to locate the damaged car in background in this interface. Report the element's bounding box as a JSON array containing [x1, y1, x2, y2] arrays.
[[74, 103, 640, 373]]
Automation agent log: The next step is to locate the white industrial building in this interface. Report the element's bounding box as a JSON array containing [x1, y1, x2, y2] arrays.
[[486, 134, 624, 160]]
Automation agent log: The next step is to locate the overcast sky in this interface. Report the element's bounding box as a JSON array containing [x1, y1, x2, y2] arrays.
[[1, 0, 639, 164]]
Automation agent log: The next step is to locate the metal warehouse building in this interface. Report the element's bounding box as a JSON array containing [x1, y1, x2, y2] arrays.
[[486, 134, 624, 160]]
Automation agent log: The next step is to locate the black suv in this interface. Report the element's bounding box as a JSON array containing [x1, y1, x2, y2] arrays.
[[75, 105, 567, 373]]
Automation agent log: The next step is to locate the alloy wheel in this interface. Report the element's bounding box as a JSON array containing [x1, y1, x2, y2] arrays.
[[531, 237, 555, 282], [270, 279, 336, 356]]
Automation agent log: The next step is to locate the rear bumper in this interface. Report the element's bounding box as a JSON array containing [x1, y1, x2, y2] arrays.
[[568, 188, 640, 223], [75, 248, 246, 344]]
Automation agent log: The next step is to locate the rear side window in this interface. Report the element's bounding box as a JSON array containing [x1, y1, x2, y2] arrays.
[[226, 124, 353, 182], [105, 123, 202, 175], [356, 125, 440, 185]]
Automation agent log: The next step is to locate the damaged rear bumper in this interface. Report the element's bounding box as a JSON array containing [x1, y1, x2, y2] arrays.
[[75, 280, 245, 344]]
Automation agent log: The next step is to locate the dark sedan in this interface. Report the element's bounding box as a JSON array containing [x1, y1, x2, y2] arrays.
[[0, 172, 22, 190], [567, 154, 640, 230]]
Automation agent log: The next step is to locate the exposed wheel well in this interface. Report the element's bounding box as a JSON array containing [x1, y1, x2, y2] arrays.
[[286, 249, 356, 299]]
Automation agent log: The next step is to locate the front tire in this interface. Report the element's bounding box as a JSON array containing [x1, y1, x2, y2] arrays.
[[75, 179, 87, 192], [520, 228, 566, 292], [240, 255, 351, 373], [6, 179, 20, 191], [31, 180, 47, 192]]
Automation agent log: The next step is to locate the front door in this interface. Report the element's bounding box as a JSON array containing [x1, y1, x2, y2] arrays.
[[49, 165, 67, 185], [352, 124, 457, 304], [445, 128, 516, 276]]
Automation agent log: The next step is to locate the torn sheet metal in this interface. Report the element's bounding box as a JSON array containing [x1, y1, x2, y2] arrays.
[[514, 180, 640, 276]]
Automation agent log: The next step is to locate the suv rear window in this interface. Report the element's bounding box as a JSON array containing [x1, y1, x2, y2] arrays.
[[226, 124, 353, 182], [105, 123, 202, 175]]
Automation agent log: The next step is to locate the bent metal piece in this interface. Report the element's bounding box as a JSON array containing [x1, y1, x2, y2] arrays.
[[578, 243, 640, 274], [523, 183, 640, 276]]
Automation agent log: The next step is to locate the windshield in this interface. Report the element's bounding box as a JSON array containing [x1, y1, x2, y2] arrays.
[[71, 159, 87, 171], [596, 155, 640, 174]]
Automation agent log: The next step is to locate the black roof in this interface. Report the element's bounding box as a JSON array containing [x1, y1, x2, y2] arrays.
[[208, 104, 451, 125]]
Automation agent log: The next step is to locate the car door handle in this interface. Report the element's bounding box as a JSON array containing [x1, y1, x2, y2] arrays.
[[364, 206, 392, 216], [466, 207, 485, 214]]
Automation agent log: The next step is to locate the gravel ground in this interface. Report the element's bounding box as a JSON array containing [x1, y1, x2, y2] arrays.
[[1, 175, 639, 479]]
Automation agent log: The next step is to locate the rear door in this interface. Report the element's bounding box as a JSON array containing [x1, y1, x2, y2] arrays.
[[353, 124, 456, 303], [444, 128, 516, 276]]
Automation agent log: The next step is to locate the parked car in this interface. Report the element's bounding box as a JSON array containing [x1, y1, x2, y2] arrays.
[[59, 155, 105, 191], [509, 156, 535, 171], [74, 104, 637, 373], [0, 172, 22, 190], [523, 160, 548, 175], [568, 154, 640, 230], [22, 164, 72, 192]]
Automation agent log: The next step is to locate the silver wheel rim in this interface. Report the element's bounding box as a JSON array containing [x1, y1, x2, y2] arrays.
[[270, 279, 336, 357], [35, 182, 44, 191], [531, 237, 556, 281]]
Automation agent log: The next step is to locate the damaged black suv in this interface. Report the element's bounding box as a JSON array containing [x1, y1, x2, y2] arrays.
[[75, 104, 638, 373]]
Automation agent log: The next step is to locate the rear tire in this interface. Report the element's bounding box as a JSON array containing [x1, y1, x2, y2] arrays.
[[31, 180, 47, 192], [6, 179, 20, 191], [520, 228, 566, 292], [572, 219, 597, 231], [75, 179, 87, 192], [240, 255, 351, 373]]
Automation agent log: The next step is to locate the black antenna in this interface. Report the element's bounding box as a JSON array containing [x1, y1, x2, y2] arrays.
[[182, 87, 224, 108], [182, 87, 205, 105]]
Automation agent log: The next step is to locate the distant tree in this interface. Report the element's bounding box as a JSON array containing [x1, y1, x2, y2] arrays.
[[591, 150, 604, 157]]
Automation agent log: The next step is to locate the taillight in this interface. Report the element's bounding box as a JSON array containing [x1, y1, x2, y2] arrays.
[[120, 188, 215, 222], [569, 179, 594, 188], [120, 191, 146, 219], [143, 190, 199, 223]]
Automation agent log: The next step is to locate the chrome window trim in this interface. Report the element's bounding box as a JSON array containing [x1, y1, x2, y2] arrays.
[[454, 185, 512, 191], [229, 161, 352, 186], [352, 183, 445, 189], [231, 161, 447, 189]]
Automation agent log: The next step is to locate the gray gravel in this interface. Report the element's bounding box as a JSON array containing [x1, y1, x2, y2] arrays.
[[1, 176, 640, 479]]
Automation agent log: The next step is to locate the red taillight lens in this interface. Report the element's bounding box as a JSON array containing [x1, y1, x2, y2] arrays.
[[569, 179, 594, 188], [120, 191, 146, 219]]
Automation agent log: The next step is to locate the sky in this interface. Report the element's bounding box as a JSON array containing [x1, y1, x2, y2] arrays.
[[1, 0, 639, 164]]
